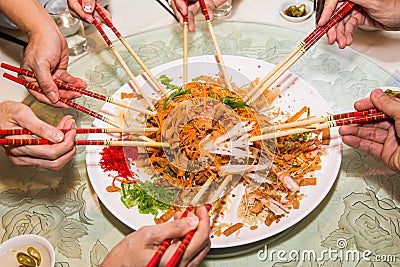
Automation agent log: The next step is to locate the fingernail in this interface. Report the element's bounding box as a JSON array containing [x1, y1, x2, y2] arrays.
[[85, 16, 93, 24], [51, 131, 64, 143], [186, 217, 199, 228], [84, 4, 92, 13], [48, 91, 59, 103]]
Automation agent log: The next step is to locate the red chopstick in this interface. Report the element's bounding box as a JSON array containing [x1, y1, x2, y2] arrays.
[[183, 0, 189, 84], [92, 3, 167, 95], [165, 203, 212, 267], [2, 73, 122, 128], [0, 128, 123, 136], [146, 205, 195, 267], [147, 204, 212, 267], [322, 113, 388, 127], [303, 1, 354, 50], [0, 138, 163, 147], [90, 18, 156, 110], [0, 63, 152, 115], [197, 0, 233, 91], [246, 1, 355, 103]]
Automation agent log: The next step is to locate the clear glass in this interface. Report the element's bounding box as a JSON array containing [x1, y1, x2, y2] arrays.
[[213, 0, 233, 19], [45, 0, 88, 56], [51, 12, 88, 56]]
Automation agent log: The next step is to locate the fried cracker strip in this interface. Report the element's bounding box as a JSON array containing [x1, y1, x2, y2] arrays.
[[223, 222, 244, 236]]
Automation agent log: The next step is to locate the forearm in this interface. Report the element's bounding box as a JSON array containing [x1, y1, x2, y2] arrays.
[[0, 0, 59, 38]]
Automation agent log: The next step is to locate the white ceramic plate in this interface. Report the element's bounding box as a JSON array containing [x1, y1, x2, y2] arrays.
[[85, 55, 342, 248], [279, 0, 313, 22]]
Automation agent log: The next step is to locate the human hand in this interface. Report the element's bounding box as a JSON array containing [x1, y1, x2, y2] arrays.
[[68, 0, 111, 24], [100, 206, 211, 266], [339, 89, 400, 172], [21, 25, 86, 107], [170, 0, 228, 31], [0, 102, 77, 171], [318, 0, 400, 48]]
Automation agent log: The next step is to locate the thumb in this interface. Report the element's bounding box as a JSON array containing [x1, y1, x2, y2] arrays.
[[370, 89, 400, 118], [150, 216, 199, 243], [16, 107, 64, 143], [35, 68, 60, 104]]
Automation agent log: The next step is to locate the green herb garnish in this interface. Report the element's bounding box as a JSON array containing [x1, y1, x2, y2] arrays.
[[164, 165, 177, 177], [191, 75, 203, 81], [220, 96, 247, 109], [292, 132, 308, 141], [163, 87, 191, 109]]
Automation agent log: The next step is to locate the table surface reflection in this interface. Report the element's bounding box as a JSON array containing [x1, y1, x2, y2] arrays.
[[1, 21, 399, 266]]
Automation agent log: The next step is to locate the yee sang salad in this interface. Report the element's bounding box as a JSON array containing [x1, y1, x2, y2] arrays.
[[98, 74, 330, 237]]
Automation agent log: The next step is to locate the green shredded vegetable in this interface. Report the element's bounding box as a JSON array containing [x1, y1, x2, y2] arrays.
[[120, 182, 175, 216], [158, 74, 180, 91]]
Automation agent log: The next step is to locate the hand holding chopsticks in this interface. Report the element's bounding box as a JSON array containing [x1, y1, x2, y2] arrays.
[[250, 109, 389, 142], [1, 63, 154, 116], [245, 1, 355, 104], [100, 205, 211, 267], [2, 72, 123, 128], [0, 101, 77, 171]]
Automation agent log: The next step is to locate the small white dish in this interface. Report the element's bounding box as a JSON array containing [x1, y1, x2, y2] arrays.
[[0, 234, 55, 267], [280, 0, 313, 22]]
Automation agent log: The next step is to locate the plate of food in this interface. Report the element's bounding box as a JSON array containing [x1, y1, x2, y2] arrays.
[[85, 55, 342, 248]]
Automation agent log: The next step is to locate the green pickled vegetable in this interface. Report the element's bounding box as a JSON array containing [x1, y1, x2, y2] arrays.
[[285, 4, 307, 17], [384, 89, 400, 98], [27, 247, 41, 266], [16, 252, 36, 267]]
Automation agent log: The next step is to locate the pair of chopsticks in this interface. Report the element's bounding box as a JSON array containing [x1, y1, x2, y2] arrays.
[[0, 139, 166, 147], [147, 176, 212, 267], [250, 109, 388, 142], [245, 1, 355, 103], [0, 127, 158, 136], [1, 63, 154, 116], [147, 175, 232, 267], [1, 71, 124, 128], [0, 108, 388, 146], [181, 0, 232, 90], [146, 204, 212, 267], [87, 2, 168, 109], [0, 127, 164, 147]]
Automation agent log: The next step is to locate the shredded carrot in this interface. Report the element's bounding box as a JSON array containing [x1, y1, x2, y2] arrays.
[[286, 106, 308, 123]]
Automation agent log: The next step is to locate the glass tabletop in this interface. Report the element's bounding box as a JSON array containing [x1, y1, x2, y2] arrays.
[[1, 21, 399, 266]]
